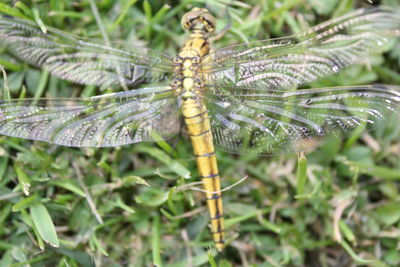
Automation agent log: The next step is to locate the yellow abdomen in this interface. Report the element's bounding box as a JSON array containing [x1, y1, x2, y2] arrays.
[[182, 98, 225, 251]]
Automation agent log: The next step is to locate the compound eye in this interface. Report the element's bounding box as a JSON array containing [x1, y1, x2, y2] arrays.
[[203, 13, 216, 32], [181, 10, 199, 30], [181, 19, 192, 30]]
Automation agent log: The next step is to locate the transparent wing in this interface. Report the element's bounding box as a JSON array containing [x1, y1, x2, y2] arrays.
[[203, 6, 400, 91], [0, 15, 174, 89], [0, 86, 180, 147], [206, 85, 400, 155]]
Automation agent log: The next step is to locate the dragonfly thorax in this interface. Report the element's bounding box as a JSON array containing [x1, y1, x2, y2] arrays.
[[173, 12, 211, 99]]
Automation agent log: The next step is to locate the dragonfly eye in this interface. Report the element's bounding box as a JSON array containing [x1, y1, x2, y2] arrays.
[[202, 13, 216, 33], [181, 8, 216, 33]]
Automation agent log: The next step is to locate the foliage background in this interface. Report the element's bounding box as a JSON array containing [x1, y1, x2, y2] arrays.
[[0, 0, 399, 266]]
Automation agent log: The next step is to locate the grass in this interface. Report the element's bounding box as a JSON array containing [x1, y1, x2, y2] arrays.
[[0, 0, 400, 266]]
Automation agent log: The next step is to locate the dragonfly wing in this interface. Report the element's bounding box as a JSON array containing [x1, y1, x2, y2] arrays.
[[0, 15, 173, 89], [206, 85, 400, 155], [203, 6, 400, 90], [0, 86, 180, 147]]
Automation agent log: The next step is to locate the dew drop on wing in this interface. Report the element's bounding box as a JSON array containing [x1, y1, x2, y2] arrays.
[[303, 98, 312, 105], [331, 64, 340, 73], [376, 37, 387, 46], [317, 127, 325, 137], [215, 101, 231, 108], [221, 102, 231, 108]]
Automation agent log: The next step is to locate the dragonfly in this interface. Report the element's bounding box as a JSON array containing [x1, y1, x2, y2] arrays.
[[1, 6, 400, 251]]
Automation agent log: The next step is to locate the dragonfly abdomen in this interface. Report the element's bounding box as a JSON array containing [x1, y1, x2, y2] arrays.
[[182, 98, 225, 251]]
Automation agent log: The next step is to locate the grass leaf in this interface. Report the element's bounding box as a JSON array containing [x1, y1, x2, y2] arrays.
[[29, 203, 59, 247], [135, 146, 191, 179]]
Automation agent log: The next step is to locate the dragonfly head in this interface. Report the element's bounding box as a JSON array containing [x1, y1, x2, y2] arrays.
[[181, 7, 216, 33]]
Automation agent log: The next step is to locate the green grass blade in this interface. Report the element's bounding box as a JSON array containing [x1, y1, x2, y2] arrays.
[[152, 215, 162, 266], [29, 203, 60, 248], [296, 152, 307, 196]]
